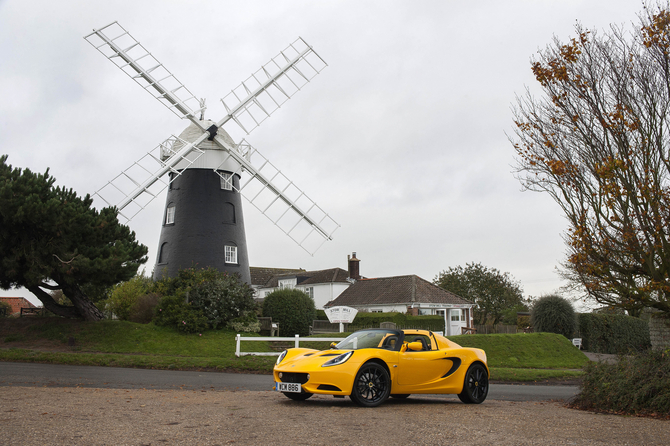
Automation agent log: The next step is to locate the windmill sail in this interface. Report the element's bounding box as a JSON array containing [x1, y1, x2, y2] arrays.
[[213, 139, 339, 255], [219, 37, 327, 141], [84, 22, 203, 120]]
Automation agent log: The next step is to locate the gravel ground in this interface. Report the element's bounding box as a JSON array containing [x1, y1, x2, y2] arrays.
[[1, 386, 668, 446]]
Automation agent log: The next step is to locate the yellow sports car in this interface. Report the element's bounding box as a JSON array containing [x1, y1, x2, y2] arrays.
[[273, 328, 489, 407]]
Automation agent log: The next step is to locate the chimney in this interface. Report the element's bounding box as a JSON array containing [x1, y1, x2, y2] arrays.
[[348, 252, 360, 280]]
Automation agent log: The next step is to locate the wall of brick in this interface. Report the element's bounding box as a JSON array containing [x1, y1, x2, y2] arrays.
[[0, 297, 35, 315]]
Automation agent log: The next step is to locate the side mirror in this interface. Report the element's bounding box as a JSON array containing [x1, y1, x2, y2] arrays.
[[407, 341, 424, 352], [400, 343, 408, 353], [330, 342, 338, 349]]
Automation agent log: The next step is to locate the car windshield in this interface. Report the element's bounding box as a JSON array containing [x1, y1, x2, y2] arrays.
[[335, 329, 400, 350]]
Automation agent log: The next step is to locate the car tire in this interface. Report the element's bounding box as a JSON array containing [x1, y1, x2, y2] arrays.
[[390, 394, 410, 399], [282, 391, 313, 401], [458, 363, 489, 404], [349, 362, 391, 408]]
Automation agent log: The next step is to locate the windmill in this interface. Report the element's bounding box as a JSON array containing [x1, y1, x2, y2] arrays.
[[84, 22, 339, 283]]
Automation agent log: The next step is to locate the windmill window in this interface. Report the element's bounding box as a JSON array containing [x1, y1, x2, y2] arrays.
[[220, 173, 233, 191], [224, 245, 238, 264], [158, 242, 168, 264], [223, 202, 236, 224], [165, 205, 176, 225]]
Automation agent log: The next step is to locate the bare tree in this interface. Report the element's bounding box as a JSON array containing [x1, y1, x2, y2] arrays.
[[510, 3, 670, 316]]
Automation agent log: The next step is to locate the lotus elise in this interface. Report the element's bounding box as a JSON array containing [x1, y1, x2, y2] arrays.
[[273, 328, 489, 407]]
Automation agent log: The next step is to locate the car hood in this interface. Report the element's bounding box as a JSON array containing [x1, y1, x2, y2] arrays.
[[278, 349, 352, 369]]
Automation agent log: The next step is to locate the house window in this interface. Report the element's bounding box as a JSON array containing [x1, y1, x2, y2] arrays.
[[371, 309, 383, 313], [220, 173, 233, 191], [451, 310, 462, 322], [303, 287, 314, 299], [165, 204, 175, 225], [279, 278, 296, 289], [224, 245, 237, 264]]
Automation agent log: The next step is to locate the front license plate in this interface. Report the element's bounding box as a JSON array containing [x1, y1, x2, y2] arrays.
[[275, 382, 301, 393]]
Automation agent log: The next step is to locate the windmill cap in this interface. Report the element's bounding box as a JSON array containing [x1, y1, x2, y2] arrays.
[[175, 120, 236, 150]]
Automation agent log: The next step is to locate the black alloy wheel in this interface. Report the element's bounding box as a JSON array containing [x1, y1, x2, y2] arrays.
[[283, 391, 313, 401], [350, 362, 391, 407], [458, 363, 489, 404]]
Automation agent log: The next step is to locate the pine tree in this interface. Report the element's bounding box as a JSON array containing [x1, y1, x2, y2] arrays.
[[0, 155, 148, 320]]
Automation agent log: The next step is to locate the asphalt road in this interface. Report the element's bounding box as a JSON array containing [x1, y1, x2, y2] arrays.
[[0, 361, 578, 402]]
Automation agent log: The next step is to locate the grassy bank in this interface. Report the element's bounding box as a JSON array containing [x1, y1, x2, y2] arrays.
[[0, 318, 587, 382]]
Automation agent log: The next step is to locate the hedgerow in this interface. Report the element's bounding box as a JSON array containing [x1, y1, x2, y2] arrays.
[[578, 313, 650, 354], [349, 312, 446, 332], [573, 349, 670, 417]]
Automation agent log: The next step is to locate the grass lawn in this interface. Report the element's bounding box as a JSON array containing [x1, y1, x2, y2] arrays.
[[0, 318, 587, 382]]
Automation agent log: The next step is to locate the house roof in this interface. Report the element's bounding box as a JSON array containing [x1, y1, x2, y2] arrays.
[[249, 267, 306, 287], [262, 268, 351, 288], [325, 275, 472, 307]]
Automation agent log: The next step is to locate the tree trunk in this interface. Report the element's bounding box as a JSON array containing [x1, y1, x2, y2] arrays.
[[61, 283, 105, 322], [27, 286, 81, 319]]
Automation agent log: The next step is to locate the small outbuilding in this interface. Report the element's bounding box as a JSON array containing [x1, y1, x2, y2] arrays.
[[0, 297, 36, 316]]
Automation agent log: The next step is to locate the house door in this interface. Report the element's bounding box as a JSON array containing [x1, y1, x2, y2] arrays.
[[449, 309, 465, 336]]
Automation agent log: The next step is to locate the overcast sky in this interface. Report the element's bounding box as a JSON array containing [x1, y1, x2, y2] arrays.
[[0, 0, 644, 306]]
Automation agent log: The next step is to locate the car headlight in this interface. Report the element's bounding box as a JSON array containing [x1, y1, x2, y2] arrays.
[[276, 350, 288, 365], [322, 351, 353, 367]]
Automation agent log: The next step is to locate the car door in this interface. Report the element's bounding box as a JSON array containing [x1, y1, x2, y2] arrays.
[[397, 334, 452, 386]]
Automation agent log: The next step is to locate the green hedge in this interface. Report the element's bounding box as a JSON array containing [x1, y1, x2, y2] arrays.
[[349, 312, 446, 332], [573, 349, 670, 416], [578, 313, 650, 354]]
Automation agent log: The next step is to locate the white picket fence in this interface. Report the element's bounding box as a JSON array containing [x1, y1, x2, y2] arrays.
[[235, 334, 342, 357]]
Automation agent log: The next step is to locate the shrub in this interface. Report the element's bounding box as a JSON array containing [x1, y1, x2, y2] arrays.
[[103, 273, 153, 320], [0, 301, 11, 317], [578, 313, 650, 354], [573, 349, 670, 416], [153, 292, 209, 334], [187, 275, 256, 329], [530, 294, 576, 339], [153, 267, 222, 297], [227, 311, 261, 333], [128, 293, 161, 324], [152, 267, 255, 332], [263, 289, 316, 337]]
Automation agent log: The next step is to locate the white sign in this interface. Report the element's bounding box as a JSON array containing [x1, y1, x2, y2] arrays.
[[325, 306, 358, 324]]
